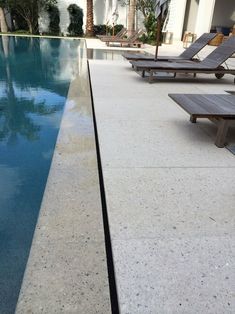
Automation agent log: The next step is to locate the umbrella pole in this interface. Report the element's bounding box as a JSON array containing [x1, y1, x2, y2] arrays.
[[155, 15, 162, 61]]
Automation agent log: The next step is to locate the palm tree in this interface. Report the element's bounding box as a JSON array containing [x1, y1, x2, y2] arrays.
[[86, 0, 94, 37], [127, 0, 136, 36]]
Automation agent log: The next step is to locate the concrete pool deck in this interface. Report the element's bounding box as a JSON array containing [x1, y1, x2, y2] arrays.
[[15, 37, 235, 313], [89, 41, 235, 313]]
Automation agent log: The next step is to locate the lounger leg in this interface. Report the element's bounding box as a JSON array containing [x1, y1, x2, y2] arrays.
[[149, 71, 154, 83], [190, 115, 197, 123], [193, 73, 197, 78], [174, 73, 176, 78], [142, 70, 145, 78], [215, 119, 229, 148]]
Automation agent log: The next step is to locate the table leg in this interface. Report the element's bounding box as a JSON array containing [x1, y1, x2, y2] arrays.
[[190, 115, 197, 123], [215, 119, 230, 148], [149, 71, 154, 83]]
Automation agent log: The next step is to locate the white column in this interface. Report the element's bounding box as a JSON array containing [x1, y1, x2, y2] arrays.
[[166, 0, 187, 41], [195, 0, 216, 37]]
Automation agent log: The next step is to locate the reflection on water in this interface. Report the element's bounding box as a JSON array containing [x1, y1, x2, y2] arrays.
[[86, 48, 143, 60], [0, 36, 82, 313], [86, 48, 128, 60]]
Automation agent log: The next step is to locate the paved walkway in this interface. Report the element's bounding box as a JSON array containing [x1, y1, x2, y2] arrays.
[[89, 43, 235, 313]]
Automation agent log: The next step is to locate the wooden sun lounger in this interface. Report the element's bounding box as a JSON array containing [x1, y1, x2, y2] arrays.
[[130, 35, 235, 83], [169, 94, 235, 147], [101, 29, 139, 43], [104, 30, 144, 48], [122, 33, 217, 61], [97, 28, 127, 40]]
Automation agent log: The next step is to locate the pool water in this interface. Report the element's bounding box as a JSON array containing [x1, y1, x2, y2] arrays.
[[0, 36, 82, 313], [86, 48, 143, 60]]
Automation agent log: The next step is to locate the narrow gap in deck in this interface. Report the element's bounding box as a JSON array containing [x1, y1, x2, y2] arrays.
[[87, 61, 120, 314]]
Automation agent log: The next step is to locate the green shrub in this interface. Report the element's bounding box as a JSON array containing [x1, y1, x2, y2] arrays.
[[67, 4, 83, 37], [141, 11, 166, 45], [47, 5, 60, 36], [113, 24, 124, 34], [93, 24, 107, 35], [12, 30, 30, 34], [94, 24, 124, 36], [142, 12, 156, 43]]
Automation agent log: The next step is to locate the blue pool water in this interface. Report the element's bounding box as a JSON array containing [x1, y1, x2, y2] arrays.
[[0, 36, 81, 313]]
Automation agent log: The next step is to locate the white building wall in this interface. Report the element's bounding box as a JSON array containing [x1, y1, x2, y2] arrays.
[[39, 0, 231, 42], [166, 0, 232, 41], [39, 11, 49, 33], [166, 0, 187, 40], [183, 0, 199, 34], [195, 0, 216, 37], [39, 0, 128, 35]]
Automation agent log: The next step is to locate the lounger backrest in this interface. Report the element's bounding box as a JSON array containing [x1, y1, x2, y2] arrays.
[[128, 29, 144, 42], [201, 35, 235, 68], [116, 28, 127, 38], [179, 33, 217, 59], [125, 30, 138, 41]]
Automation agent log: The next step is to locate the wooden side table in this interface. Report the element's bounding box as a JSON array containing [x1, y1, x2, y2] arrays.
[[183, 32, 197, 48]]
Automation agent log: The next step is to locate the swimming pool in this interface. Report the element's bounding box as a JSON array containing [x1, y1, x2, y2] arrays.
[[0, 36, 82, 313]]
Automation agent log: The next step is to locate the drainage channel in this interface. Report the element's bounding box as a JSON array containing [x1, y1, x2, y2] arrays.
[[88, 60, 120, 314]]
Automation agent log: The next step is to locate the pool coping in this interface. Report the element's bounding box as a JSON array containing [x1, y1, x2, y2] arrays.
[[0, 33, 83, 40], [15, 38, 112, 313]]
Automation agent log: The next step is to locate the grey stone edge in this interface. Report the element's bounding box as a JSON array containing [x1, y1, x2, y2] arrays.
[[15, 39, 112, 314]]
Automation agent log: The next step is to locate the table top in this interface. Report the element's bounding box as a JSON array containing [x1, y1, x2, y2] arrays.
[[169, 94, 235, 118]]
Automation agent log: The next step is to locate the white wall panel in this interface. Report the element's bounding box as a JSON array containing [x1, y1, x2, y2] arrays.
[[39, 0, 128, 35]]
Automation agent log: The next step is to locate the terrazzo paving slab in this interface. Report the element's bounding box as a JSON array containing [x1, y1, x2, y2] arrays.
[[112, 237, 235, 314], [89, 58, 235, 313], [103, 168, 235, 240], [96, 118, 235, 168], [16, 53, 111, 313], [17, 241, 110, 313], [90, 61, 235, 168], [104, 168, 235, 313]]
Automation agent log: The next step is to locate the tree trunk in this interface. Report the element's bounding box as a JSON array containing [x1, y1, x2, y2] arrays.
[[25, 18, 37, 34], [27, 20, 33, 34], [127, 0, 136, 36], [0, 7, 8, 33], [86, 0, 94, 37]]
